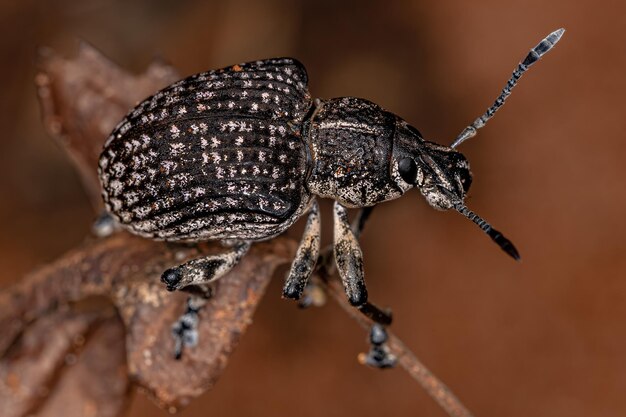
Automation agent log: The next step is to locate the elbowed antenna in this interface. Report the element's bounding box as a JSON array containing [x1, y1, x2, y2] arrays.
[[452, 202, 521, 261], [451, 28, 565, 149]]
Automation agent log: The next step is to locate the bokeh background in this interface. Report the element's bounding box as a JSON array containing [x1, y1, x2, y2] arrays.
[[1, 1, 625, 416]]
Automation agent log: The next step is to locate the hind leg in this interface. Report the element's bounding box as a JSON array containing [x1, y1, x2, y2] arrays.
[[161, 242, 250, 292]]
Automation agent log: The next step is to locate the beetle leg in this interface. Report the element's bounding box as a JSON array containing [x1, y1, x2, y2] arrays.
[[333, 202, 393, 325], [283, 199, 321, 300], [92, 211, 121, 238], [350, 206, 375, 239], [333, 201, 368, 306], [359, 324, 397, 369], [161, 242, 250, 291], [171, 289, 211, 360]]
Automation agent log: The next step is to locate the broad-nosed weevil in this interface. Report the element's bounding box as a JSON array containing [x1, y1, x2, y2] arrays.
[[97, 29, 564, 360]]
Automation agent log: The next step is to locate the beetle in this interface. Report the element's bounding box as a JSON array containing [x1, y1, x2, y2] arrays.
[[98, 29, 563, 361]]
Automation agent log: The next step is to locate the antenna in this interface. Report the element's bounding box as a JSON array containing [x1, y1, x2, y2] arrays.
[[453, 202, 521, 261], [451, 28, 565, 149]]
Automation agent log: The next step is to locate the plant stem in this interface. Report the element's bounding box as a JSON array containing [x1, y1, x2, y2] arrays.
[[317, 274, 475, 417]]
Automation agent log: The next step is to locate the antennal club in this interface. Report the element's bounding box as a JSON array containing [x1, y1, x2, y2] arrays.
[[451, 28, 565, 149], [453, 202, 521, 261]]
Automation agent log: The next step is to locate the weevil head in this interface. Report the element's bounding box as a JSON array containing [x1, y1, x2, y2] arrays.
[[391, 119, 472, 210], [391, 118, 520, 261]]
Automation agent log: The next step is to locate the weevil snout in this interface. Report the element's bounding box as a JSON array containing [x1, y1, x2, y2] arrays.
[[417, 149, 473, 211], [392, 121, 473, 210]]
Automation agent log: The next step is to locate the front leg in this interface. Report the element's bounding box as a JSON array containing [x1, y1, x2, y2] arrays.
[[161, 242, 250, 291], [283, 199, 321, 300], [334, 202, 393, 326], [171, 291, 209, 359], [333, 201, 368, 306]]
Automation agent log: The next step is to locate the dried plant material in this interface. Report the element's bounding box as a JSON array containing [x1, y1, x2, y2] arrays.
[[0, 42, 474, 417], [0, 309, 129, 417], [118, 239, 295, 409], [35, 43, 179, 208], [0, 232, 295, 413]]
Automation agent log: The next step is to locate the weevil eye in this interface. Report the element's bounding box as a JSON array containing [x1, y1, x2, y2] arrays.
[[398, 157, 418, 184]]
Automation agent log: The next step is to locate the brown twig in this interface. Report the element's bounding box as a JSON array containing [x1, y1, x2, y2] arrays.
[[0, 43, 478, 417], [315, 269, 475, 417]]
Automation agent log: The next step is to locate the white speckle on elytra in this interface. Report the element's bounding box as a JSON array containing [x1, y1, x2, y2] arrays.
[[161, 160, 177, 174], [196, 91, 214, 100], [110, 197, 122, 211], [109, 181, 124, 198], [211, 137, 220, 148], [170, 125, 180, 138], [119, 122, 131, 135], [129, 172, 146, 186], [112, 162, 125, 177], [124, 192, 139, 205], [210, 152, 222, 163], [235, 136, 244, 146], [170, 142, 185, 155]]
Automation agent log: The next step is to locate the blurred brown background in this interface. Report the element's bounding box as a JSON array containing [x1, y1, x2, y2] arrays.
[[1, 0, 625, 416]]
